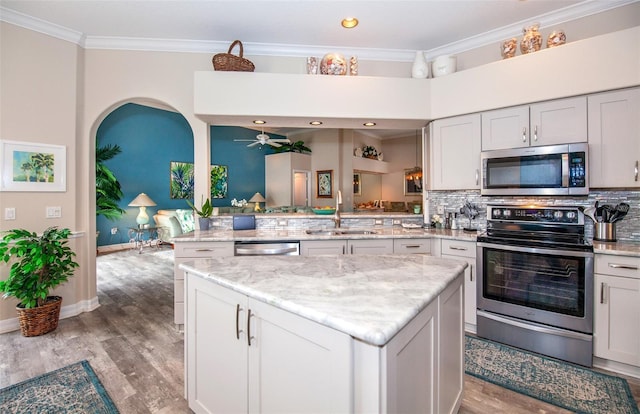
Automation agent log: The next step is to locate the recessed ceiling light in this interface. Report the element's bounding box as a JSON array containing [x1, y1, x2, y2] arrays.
[[309, 121, 323, 126], [253, 120, 266, 125], [363, 122, 376, 127], [341, 17, 359, 29]]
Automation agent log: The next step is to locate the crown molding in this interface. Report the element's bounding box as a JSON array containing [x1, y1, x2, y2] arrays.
[[1, 0, 636, 62]]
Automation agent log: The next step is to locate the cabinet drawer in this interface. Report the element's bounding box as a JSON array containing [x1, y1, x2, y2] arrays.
[[394, 238, 431, 254], [174, 241, 234, 257], [595, 254, 640, 279], [441, 239, 476, 258]]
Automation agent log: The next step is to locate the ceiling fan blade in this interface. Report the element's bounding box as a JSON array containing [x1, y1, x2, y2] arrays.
[[247, 141, 261, 147], [234, 139, 254, 142], [266, 141, 282, 147], [269, 139, 291, 143]]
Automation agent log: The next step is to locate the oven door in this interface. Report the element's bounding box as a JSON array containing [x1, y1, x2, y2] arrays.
[[476, 241, 594, 334]]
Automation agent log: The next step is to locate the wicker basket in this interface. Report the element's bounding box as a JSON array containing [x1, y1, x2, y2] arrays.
[[212, 40, 255, 72], [16, 296, 62, 337]]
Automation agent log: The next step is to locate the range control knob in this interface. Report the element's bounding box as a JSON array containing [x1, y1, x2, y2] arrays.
[[493, 209, 502, 218], [553, 210, 564, 220]]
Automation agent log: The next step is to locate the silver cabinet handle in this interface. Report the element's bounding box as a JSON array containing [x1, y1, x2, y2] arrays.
[[635, 160, 638, 182], [609, 263, 638, 270], [449, 246, 468, 251], [235, 304, 243, 340], [522, 127, 527, 142], [342, 245, 346, 255], [350, 244, 354, 254], [600, 282, 606, 304], [470, 265, 473, 282], [247, 309, 254, 346], [405, 245, 422, 248], [195, 248, 215, 252], [475, 169, 479, 185], [533, 125, 538, 141]]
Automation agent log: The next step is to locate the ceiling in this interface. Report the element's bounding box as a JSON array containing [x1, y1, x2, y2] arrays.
[[1, 0, 631, 138]]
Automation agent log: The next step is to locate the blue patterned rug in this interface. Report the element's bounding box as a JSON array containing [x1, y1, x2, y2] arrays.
[[466, 335, 639, 414], [0, 360, 119, 413]]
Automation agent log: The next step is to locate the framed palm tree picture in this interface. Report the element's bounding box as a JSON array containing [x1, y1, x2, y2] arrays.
[[0, 140, 66, 192], [170, 161, 194, 199]]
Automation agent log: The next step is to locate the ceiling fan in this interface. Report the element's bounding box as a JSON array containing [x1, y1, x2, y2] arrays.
[[234, 129, 291, 148]]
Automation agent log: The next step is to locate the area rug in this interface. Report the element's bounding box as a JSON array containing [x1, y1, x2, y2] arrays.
[[466, 335, 639, 414], [0, 360, 119, 413]]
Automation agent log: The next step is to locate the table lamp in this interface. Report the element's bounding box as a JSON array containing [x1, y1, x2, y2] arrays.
[[128, 193, 157, 226], [249, 192, 266, 212]]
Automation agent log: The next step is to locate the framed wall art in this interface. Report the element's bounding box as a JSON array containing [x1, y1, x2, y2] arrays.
[[0, 140, 66, 192], [169, 162, 228, 199], [210, 164, 227, 199], [316, 170, 332, 198], [353, 173, 362, 196]]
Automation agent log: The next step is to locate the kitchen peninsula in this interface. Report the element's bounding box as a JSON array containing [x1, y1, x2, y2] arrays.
[[181, 254, 466, 414]]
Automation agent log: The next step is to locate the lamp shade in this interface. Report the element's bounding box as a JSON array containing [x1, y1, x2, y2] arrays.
[[128, 193, 157, 207], [249, 192, 266, 203]]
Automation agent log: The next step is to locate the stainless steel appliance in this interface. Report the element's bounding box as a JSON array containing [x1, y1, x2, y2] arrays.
[[480, 143, 588, 196], [476, 205, 594, 366], [234, 241, 300, 256]]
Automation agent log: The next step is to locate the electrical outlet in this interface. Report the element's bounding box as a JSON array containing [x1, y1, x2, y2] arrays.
[[111, 227, 118, 235], [5, 207, 16, 220], [277, 220, 288, 227], [374, 219, 383, 226], [437, 205, 445, 215], [393, 219, 401, 225]]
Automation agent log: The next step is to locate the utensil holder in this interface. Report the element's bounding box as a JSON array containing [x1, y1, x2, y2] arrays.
[[594, 222, 616, 242]]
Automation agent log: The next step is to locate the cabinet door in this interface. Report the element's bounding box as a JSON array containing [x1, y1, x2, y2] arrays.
[[349, 238, 394, 254], [594, 273, 640, 366], [430, 114, 482, 190], [529, 96, 587, 146], [481, 106, 529, 150], [247, 299, 352, 413], [588, 88, 640, 188], [300, 240, 346, 255], [186, 275, 248, 414], [440, 239, 477, 330]]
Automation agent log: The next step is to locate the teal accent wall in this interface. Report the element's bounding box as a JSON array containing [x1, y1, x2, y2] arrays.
[[96, 103, 280, 246]]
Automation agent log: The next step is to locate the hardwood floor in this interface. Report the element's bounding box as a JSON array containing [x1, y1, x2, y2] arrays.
[[1, 247, 639, 413]]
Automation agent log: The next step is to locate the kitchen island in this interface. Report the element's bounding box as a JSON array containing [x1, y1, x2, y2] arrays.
[[181, 254, 467, 414]]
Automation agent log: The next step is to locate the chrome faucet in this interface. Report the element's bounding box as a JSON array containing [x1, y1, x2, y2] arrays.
[[334, 190, 342, 228]]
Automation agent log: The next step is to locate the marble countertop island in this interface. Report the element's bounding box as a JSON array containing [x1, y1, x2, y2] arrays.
[[180, 254, 467, 346]]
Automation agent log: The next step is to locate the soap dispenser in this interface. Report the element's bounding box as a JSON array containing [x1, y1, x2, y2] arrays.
[[451, 213, 459, 230]]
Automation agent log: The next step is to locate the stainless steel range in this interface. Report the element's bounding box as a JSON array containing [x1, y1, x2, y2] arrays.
[[476, 205, 594, 367]]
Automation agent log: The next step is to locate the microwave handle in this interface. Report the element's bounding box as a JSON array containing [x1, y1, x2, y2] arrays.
[[562, 153, 569, 187], [522, 127, 527, 143]]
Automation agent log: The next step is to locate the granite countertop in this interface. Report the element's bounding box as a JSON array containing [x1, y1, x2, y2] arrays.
[[180, 255, 467, 346], [173, 227, 479, 243], [593, 240, 640, 257]]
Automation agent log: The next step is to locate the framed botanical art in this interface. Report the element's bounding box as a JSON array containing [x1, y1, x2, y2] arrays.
[[170, 162, 228, 199], [353, 173, 362, 196], [316, 170, 332, 198], [0, 140, 66, 192], [210, 164, 227, 199]]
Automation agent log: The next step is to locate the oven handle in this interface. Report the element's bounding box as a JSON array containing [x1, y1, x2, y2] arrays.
[[477, 310, 593, 341], [477, 241, 593, 258]]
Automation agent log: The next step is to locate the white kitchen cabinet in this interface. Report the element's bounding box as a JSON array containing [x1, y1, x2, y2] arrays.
[[186, 274, 352, 414], [393, 238, 431, 254], [300, 238, 394, 256], [440, 239, 477, 332], [429, 114, 482, 190], [173, 241, 234, 327], [588, 87, 640, 188], [594, 254, 640, 368], [481, 96, 587, 151]]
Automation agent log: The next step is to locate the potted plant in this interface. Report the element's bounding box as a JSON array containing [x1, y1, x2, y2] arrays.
[[187, 197, 214, 230], [0, 227, 79, 337]]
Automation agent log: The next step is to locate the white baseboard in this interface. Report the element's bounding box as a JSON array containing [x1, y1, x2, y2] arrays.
[[97, 243, 131, 254], [0, 296, 100, 334], [593, 356, 640, 379]]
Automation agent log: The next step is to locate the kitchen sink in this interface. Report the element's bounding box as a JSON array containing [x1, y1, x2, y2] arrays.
[[305, 229, 378, 236]]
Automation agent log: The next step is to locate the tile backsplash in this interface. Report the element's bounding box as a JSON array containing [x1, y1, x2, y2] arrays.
[[426, 189, 640, 243]]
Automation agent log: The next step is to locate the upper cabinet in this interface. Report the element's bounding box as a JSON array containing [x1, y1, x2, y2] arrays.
[[588, 87, 640, 188], [481, 96, 587, 151], [429, 114, 481, 190]]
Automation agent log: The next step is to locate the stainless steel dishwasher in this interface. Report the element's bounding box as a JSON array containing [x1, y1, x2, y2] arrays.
[[234, 240, 300, 256]]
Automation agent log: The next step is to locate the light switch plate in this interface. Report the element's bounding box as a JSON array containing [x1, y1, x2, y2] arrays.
[[5, 207, 16, 220], [46, 206, 62, 218]]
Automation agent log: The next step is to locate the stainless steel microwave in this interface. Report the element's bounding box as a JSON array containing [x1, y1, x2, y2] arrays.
[[480, 143, 588, 196]]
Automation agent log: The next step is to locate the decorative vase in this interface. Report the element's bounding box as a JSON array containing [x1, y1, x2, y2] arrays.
[[501, 38, 517, 59], [320, 53, 347, 75], [411, 51, 428, 79], [432, 55, 457, 77], [198, 217, 210, 231], [349, 56, 358, 76], [520, 24, 542, 54], [547, 30, 566, 48]]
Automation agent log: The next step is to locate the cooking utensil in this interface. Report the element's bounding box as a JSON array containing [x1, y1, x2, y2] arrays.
[[594, 201, 602, 222], [610, 202, 630, 223], [584, 207, 597, 223], [601, 204, 614, 222]]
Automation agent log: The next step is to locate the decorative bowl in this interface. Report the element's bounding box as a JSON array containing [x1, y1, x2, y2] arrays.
[[312, 208, 336, 215]]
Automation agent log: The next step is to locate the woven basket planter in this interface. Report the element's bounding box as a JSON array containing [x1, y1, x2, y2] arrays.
[[16, 296, 62, 337]]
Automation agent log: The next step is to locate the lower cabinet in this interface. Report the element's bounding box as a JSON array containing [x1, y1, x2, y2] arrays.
[[301, 238, 394, 255], [185, 271, 464, 414], [439, 239, 477, 332], [594, 254, 640, 368], [173, 241, 234, 327]]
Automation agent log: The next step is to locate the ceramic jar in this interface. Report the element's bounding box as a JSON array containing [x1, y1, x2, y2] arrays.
[[520, 24, 542, 54], [432, 55, 457, 77], [320, 53, 347, 75], [411, 51, 428, 78]]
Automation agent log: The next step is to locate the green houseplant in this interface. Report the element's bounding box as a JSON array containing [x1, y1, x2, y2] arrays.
[[187, 197, 214, 230], [0, 227, 79, 336]]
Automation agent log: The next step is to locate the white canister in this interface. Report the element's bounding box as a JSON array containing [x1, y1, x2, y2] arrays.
[[432, 55, 457, 77]]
